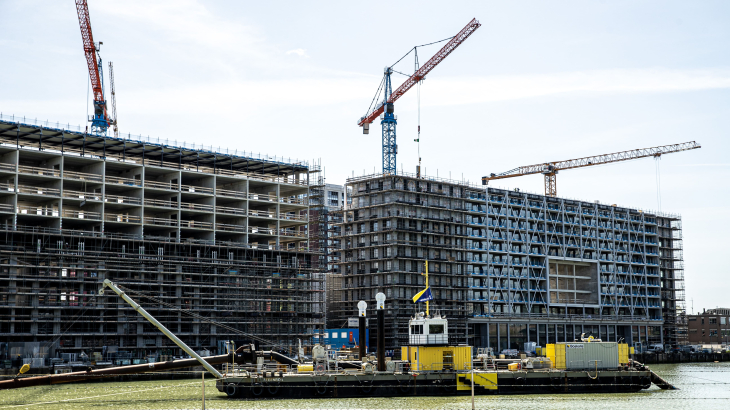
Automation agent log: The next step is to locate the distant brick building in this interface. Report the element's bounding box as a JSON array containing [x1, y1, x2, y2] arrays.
[[687, 308, 730, 344]]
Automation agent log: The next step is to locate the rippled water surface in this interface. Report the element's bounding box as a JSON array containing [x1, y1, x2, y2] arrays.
[[1, 362, 728, 409]]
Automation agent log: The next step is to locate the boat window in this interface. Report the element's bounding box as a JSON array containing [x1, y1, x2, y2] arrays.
[[429, 324, 444, 334]]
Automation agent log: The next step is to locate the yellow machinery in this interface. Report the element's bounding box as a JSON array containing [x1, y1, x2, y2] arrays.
[[402, 345, 472, 372]]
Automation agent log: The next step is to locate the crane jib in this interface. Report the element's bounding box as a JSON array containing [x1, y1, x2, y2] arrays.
[[358, 18, 481, 127]]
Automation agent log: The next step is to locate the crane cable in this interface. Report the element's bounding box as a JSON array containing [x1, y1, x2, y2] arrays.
[[115, 284, 289, 351], [655, 156, 662, 212], [415, 48, 422, 171]]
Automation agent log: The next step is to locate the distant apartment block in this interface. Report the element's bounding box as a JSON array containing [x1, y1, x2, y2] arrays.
[[334, 172, 687, 351]]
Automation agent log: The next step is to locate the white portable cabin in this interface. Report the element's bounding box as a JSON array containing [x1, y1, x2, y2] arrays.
[[408, 313, 448, 345]]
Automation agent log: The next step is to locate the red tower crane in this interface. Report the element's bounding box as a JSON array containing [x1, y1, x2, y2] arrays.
[[76, 0, 109, 135]]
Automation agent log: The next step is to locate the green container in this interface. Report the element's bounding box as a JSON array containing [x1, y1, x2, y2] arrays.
[[563, 342, 619, 370]]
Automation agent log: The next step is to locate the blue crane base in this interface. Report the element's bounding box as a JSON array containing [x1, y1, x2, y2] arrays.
[[381, 113, 397, 174]]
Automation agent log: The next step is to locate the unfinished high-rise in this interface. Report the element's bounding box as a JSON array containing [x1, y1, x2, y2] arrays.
[[0, 116, 323, 363], [334, 172, 687, 351]]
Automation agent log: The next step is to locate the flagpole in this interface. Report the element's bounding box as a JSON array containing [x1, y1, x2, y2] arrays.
[[425, 260, 429, 317]]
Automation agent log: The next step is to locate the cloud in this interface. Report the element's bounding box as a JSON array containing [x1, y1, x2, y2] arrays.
[[286, 48, 309, 58], [420, 68, 730, 106], [678, 163, 730, 167]]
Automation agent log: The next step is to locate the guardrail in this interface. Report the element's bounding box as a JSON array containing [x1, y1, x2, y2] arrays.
[[17, 205, 58, 216], [104, 213, 141, 223], [216, 206, 246, 216], [17, 165, 60, 177], [180, 219, 213, 230], [62, 209, 101, 220], [17, 185, 60, 197], [63, 170, 102, 182], [144, 180, 177, 190], [104, 194, 140, 205], [105, 175, 142, 186], [181, 184, 214, 195], [144, 217, 178, 227]]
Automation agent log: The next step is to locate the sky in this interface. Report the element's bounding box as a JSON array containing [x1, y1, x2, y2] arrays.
[[1, 0, 728, 310]]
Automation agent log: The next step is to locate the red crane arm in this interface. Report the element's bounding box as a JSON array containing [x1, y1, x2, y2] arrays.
[[358, 18, 481, 127], [76, 0, 107, 119]]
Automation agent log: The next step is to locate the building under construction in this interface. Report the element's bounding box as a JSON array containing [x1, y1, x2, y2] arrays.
[[0, 116, 323, 364], [333, 172, 687, 351]]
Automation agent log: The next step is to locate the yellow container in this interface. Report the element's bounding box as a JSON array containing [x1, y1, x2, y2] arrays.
[[618, 343, 629, 365], [507, 362, 520, 371], [545, 343, 567, 369], [402, 345, 472, 371], [297, 364, 313, 372], [545, 344, 555, 368], [629, 346, 635, 355]]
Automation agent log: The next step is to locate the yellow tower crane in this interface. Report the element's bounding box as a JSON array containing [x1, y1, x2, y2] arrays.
[[482, 141, 701, 197]]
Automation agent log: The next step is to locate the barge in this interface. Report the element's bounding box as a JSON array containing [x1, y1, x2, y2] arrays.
[[0, 280, 675, 398]]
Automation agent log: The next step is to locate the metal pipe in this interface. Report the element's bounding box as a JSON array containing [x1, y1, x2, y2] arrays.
[[0, 354, 236, 390], [100, 279, 223, 379]]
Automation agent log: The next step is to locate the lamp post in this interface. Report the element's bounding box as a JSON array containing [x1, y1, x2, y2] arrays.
[[376, 292, 386, 371], [358, 300, 367, 361]]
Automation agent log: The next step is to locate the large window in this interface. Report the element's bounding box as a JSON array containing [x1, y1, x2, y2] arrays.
[[510, 324, 527, 350], [429, 324, 444, 334], [499, 324, 508, 351]]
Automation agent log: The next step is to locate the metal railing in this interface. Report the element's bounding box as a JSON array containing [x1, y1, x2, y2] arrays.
[[0, 113, 309, 168], [181, 184, 214, 195], [216, 223, 246, 233], [104, 194, 140, 205], [104, 213, 141, 223], [249, 226, 275, 235], [144, 180, 177, 190], [180, 202, 214, 212], [180, 219, 213, 230], [143, 217, 178, 227], [249, 209, 275, 218], [105, 175, 142, 186], [63, 170, 102, 182], [216, 188, 247, 199], [249, 193, 277, 202], [17, 165, 60, 177], [62, 209, 101, 220], [17, 185, 61, 197], [144, 198, 178, 209], [216, 206, 246, 216], [17, 205, 58, 216]]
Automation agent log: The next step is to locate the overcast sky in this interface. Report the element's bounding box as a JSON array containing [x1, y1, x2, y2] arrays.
[[1, 0, 728, 310]]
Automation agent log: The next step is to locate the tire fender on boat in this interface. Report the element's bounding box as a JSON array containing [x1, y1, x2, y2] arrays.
[[225, 383, 238, 397]]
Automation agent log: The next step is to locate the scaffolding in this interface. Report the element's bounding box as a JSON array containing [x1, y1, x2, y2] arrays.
[[0, 118, 323, 361], [335, 172, 683, 352]]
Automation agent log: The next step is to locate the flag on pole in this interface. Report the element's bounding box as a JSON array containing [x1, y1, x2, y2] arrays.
[[412, 287, 433, 303]]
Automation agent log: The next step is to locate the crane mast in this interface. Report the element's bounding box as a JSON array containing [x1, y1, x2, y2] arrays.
[[76, 0, 109, 135], [359, 18, 481, 174], [482, 141, 702, 197], [109, 61, 118, 138]]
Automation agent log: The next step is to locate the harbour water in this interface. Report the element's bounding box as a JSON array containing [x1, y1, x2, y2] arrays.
[[1, 362, 728, 409]]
